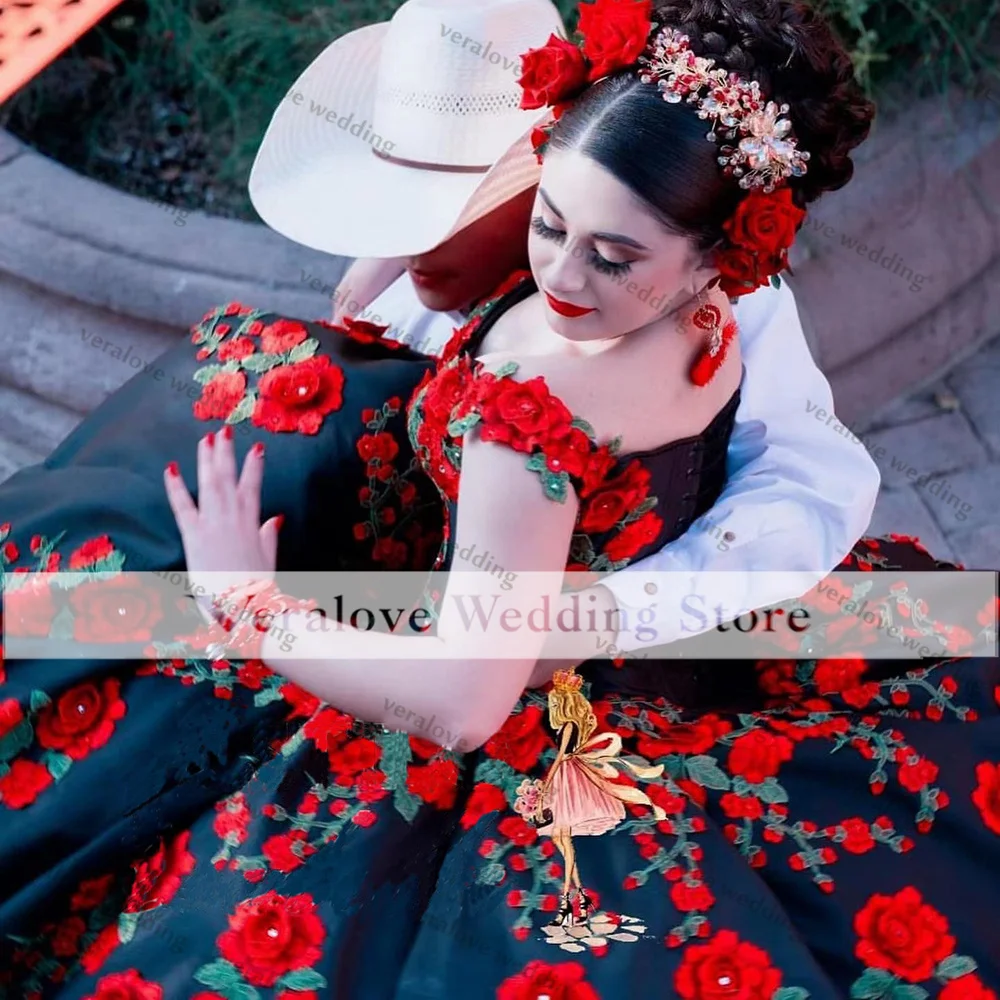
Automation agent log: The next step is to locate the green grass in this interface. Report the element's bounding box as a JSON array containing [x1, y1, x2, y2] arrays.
[[2, 0, 998, 220]]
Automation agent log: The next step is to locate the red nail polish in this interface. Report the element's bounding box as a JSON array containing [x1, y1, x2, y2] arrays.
[[222, 425, 233, 441], [275, 514, 285, 531], [252, 441, 265, 457], [166, 461, 179, 476], [206, 432, 215, 446]]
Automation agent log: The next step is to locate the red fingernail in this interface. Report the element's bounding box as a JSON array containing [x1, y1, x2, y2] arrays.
[[252, 442, 265, 456], [166, 461, 179, 476], [206, 432, 215, 446], [222, 425, 233, 441], [275, 514, 285, 531]]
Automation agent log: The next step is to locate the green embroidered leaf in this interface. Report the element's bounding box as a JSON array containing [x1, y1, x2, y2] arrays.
[[277, 968, 327, 991], [887, 987, 928, 1000], [730, 776, 752, 797], [194, 959, 248, 992], [539, 469, 569, 503], [43, 751, 73, 781], [607, 435, 623, 455], [0, 719, 33, 763], [493, 360, 520, 379], [589, 555, 613, 573], [525, 453, 548, 472], [623, 497, 658, 521], [0, 762, 10, 780], [478, 862, 507, 885], [91, 551, 127, 575], [443, 441, 463, 469], [755, 777, 789, 804], [117, 911, 140, 945], [193, 364, 224, 385], [240, 353, 282, 374], [684, 755, 730, 791], [287, 338, 320, 364], [447, 413, 482, 437], [46, 606, 76, 642], [771, 274, 782, 289], [935, 955, 978, 980], [849, 968, 898, 999], [253, 687, 286, 708], [227, 393, 257, 425], [280, 726, 307, 758], [570, 416, 596, 439], [772, 989, 810, 1000], [29, 689, 51, 713], [378, 731, 422, 822]]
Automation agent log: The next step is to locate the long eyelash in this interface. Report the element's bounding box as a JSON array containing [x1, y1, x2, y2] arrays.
[[530, 216, 633, 277], [530, 215, 564, 242]]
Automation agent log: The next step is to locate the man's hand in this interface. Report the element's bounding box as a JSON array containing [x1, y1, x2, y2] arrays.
[[332, 257, 407, 325]]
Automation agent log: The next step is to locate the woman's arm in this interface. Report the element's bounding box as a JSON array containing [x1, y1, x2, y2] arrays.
[[253, 430, 580, 750]]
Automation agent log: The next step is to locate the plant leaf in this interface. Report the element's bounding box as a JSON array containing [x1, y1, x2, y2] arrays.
[[935, 955, 977, 980], [685, 755, 731, 791]]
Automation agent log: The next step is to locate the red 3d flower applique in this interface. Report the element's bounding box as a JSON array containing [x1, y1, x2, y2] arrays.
[[252, 355, 345, 435]]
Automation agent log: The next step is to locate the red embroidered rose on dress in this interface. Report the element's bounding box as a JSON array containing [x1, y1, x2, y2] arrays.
[[497, 959, 600, 1000], [578, 461, 651, 533], [484, 705, 552, 772], [477, 376, 574, 453], [193, 371, 248, 422], [35, 680, 126, 761], [853, 886, 955, 982], [0, 759, 53, 809], [82, 968, 163, 1000], [972, 761, 1000, 835], [68, 574, 163, 643], [258, 318, 308, 354], [252, 355, 345, 434], [674, 929, 783, 1000], [215, 891, 326, 988], [124, 831, 196, 913]]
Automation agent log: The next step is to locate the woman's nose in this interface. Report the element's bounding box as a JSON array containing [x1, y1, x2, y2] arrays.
[[542, 238, 587, 293]]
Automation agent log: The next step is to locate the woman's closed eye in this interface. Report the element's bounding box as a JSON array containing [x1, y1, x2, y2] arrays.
[[530, 216, 634, 277]]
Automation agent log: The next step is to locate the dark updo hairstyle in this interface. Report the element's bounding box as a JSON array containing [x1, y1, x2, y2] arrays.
[[546, 0, 876, 252]]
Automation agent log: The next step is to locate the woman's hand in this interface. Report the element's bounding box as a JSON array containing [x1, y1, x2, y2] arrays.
[[163, 428, 282, 603]]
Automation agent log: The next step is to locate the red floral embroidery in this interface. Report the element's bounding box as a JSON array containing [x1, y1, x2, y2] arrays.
[[497, 959, 601, 1000], [854, 886, 955, 982], [68, 575, 163, 643], [35, 679, 126, 760], [193, 371, 248, 421], [82, 969, 163, 1000], [124, 831, 196, 912], [460, 781, 509, 829], [216, 891, 326, 987], [477, 376, 574, 453], [940, 976, 999, 1000], [972, 761, 1000, 835], [252, 355, 345, 434], [0, 759, 53, 808], [484, 705, 553, 771], [674, 929, 782, 999], [578, 461, 651, 533], [726, 730, 794, 783]]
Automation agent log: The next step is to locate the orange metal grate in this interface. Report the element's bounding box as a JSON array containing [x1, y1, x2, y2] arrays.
[[0, 0, 126, 105]]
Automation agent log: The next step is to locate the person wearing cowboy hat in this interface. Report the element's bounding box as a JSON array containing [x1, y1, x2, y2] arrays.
[[249, 0, 880, 657]]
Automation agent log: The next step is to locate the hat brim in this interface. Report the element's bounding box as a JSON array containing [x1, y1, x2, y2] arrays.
[[249, 22, 548, 259]]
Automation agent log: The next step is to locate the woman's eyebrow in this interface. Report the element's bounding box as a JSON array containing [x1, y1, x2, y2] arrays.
[[538, 188, 650, 251]]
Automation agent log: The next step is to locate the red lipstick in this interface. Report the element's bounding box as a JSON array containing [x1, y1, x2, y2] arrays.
[[544, 291, 595, 318], [410, 268, 451, 290]]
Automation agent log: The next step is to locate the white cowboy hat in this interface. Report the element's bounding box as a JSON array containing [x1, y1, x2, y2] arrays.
[[249, 0, 566, 259]]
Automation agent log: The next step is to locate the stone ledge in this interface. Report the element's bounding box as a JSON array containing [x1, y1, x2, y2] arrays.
[[0, 133, 347, 328]]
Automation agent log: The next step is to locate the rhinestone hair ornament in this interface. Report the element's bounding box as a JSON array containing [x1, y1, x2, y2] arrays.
[[637, 26, 810, 192]]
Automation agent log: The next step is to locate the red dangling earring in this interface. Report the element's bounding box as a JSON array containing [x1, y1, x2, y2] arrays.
[[689, 301, 738, 387]]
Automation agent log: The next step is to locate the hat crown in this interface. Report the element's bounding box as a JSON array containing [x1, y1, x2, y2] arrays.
[[373, 0, 565, 165]]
